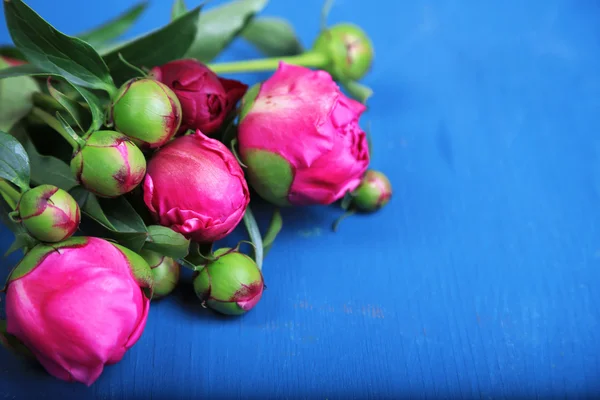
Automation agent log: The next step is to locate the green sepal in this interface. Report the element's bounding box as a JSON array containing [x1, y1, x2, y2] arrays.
[[7, 237, 88, 282], [0, 320, 33, 358], [238, 82, 260, 122], [112, 242, 154, 299], [205, 299, 246, 316], [242, 149, 292, 207], [4, 232, 38, 257]]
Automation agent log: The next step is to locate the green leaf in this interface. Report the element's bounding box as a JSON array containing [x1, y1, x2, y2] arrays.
[[0, 63, 46, 80], [0, 46, 24, 60], [242, 17, 303, 57], [365, 121, 373, 157], [186, 0, 269, 62], [342, 80, 373, 105], [103, 6, 202, 84], [263, 208, 282, 256], [47, 79, 86, 132], [0, 66, 106, 134], [242, 206, 263, 269], [78, 2, 149, 49], [0, 196, 23, 235], [143, 225, 190, 259], [171, 0, 187, 21], [0, 131, 29, 191], [0, 58, 39, 133], [23, 139, 77, 191], [4, 233, 36, 257], [70, 187, 147, 232], [3, 0, 115, 93]]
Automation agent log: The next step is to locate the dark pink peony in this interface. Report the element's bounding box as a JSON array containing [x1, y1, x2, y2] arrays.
[[143, 130, 249, 243], [150, 59, 247, 136]]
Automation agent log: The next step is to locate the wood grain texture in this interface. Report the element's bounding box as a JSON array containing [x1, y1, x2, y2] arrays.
[[1, 0, 600, 398]]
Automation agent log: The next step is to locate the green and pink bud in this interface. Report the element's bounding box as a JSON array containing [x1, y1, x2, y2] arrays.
[[193, 248, 264, 316], [11, 184, 80, 243], [238, 63, 370, 206], [351, 170, 392, 212], [139, 249, 180, 299], [70, 130, 147, 198], [313, 23, 374, 82], [109, 78, 182, 148]]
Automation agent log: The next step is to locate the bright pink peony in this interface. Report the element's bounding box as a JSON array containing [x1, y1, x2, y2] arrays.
[[4, 237, 151, 386], [150, 59, 247, 136], [143, 130, 249, 243], [237, 62, 370, 206]]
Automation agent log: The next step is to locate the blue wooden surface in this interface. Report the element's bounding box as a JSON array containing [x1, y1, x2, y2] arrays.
[[1, 0, 600, 398]]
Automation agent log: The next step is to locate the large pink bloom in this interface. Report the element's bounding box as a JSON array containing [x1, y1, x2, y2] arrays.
[[143, 130, 249, 243], [5, 237, 150, 386], [150, 59, 247, 136], [238, 62, 370, 206]]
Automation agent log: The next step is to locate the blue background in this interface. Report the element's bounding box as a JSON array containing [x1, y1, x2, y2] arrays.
[[1, 0, 600, 398]]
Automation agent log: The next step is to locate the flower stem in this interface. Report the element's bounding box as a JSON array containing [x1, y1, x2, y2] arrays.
[[30, 107, 86, 150], [208, 51, 329, 75], [0, 179, 21, 210]]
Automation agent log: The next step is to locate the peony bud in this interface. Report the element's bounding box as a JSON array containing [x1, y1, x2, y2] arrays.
[[4, 237, 152, 386], [313, 23, 374, 81], [109, 78, 182, 148], [238, 62, 370, 206], [351, 170, 392, 212], [143, 130, 249, 243], [70, 130, 146, 198], [193, 248, 264, 315], [139, 249, 180, 299], [150, 59, 247, 136], [12, 184, 80, 242]]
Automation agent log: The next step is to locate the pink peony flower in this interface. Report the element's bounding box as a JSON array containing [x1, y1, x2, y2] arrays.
[[150, 59, 247, 136], [0, 56, 25, 66], [237, 62, 370, 206], [143, 130, 249, 243], [4, 237, 152, 386]]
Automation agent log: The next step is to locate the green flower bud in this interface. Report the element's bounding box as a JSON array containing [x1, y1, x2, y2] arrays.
[[139, 249, 180, 299], [313, 23, 374, 81], [351, 170, 392, 212], [109, 78, 182, 148], [13, 184, 80, 242], [193, 249, 264, 316], [70, 130, 147, 198]]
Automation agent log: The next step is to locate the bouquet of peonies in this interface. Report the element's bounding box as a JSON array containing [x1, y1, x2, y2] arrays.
[[0, 0, 392, 386]]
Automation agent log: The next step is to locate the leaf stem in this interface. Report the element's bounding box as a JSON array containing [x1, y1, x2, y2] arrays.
[[0, 179, 21, 210], [243, 206, 264, 270], [208, 51, 329, 75], [30, 107, 86, 150]]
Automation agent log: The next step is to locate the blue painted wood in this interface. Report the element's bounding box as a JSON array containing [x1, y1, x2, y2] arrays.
[[1, 0, 600, 398]]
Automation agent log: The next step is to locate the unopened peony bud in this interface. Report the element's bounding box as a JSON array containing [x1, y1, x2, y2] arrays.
[[193, 248, 264, 316], [313, 23, 374, 81], [150, 59, 247, 136], [70, 130, 146, 198], [139, 249, 180, 299], [12, 184, 80, 242], [109, 78, 182, 148], [143, 130, 249, 243], [351, 170, 392, 212]]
